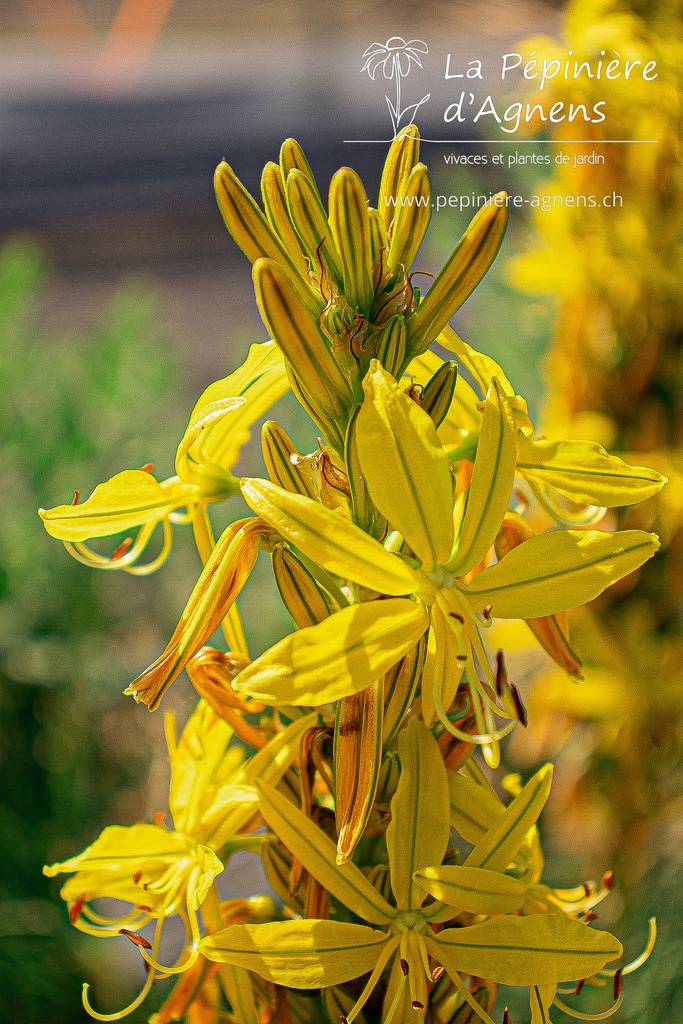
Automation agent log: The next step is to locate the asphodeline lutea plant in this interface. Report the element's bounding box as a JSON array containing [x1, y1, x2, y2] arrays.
[[41, 127, 662, 1022]]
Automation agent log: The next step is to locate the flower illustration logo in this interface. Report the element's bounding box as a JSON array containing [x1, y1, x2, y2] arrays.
[[361, 37, 430, 137]]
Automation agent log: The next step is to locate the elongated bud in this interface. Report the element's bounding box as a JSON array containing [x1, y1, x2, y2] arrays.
[[280, 138, 322, 205], [406, 196, 508, 357], [368, 206, 389, 265], [286, 169, 344, 290], [379, 125, 421, 229], [387, 163, 432, 271], [272, 543, 340, 628], [329, 167, 374, 314], [215, 160, 312, 291], [375, 314, 408, 379], [260, 161, 308, 272], [421, 361, 458, 429], [261, 420, 320, 499], [253, 258, 354, 431], [382, 635, 426, 753], [334, 678, 383, 863]]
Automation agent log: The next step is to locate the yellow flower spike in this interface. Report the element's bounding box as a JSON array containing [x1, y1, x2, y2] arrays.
[[386, 718, 451, 911], [285, 168, 345, 290], [516, 434, 667, 509], [232, 597, 428, 707], [271, 543, 342, 628], [175, 340, 289, 494], [406, 197, 509, 359], [252, 257, 354, 431], [357, 360, 454, 570], [448, 378, 517, 576], [328, 167, 375, 314], [260, 161, 309, 274], [214, 159, 315, 292], [261, 420, 320, 500], [378, 124, 421, 230], [39, 469, 198, 568], [240, 478, 422, 596], [334, 678, 383, 864], [386, 162, 432, 272], [463, 529, 660, 620], [125, 517, 266, 710]]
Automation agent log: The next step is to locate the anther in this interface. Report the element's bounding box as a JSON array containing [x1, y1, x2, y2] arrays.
[[412, 1001, 425, 1009], [495, 649, 508, 696], [340, 1017, 348, 1024], [133, 870, 143, 884], [431, 966, 445, 982], [119, 928, 152, 950], [400, 958, 410, 976], [152, 811, 166, 826], [603, 870, 615, 890], [71, 490, 80, 505], [448, 612, 465, 625], [69, 893, 87, 924], [140, 463, 154, 473], [110, 537, 133, 561], [136, 905, 152, 912], [502, 1008, 512, 1024], [483, 604, 493, 621], [613, 969, 623, 1000], [510, 684, 528, 727], [575, 979, 586, 995], [583, 911, 598, 923], [456, 654, 468, 664]]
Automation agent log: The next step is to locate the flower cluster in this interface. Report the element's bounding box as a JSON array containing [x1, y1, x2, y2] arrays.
[[41, 127, 661, 1022]]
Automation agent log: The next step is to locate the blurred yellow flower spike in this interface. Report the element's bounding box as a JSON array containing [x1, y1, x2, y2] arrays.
[[44, 700, 315, 1021], [201, 721, 620, 1024]]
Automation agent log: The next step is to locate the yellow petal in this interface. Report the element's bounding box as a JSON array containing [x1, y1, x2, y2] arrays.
[[345, 405, 388, 540], [465, 763, 552, 872], [39, 471, 197, 542], [382, 636, 426, 752], [256, 781, 396, 924], [448, 378, 517, 575], [407, 198, 508, 357], [517, 435, 666, 508], [176, 341, 288, 491], [437, 325, 516, 398], [233, 598, 428, 706], [414, 865, 529, 915], [220, 964, 259, 1024], [168, 700, 236, 836], [357, 360, 454, 569], [241, 478, 421, 595], [463, 529, 660, 619], [449, 770, 504, 844], [386, 718, 451, 910], [427, 914, 621, 986], [200, 919, 389, 988], [530, 984, 556, 1024]]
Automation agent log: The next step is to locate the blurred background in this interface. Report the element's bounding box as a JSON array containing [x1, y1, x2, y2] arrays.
[[1, 1, 681, 1021]]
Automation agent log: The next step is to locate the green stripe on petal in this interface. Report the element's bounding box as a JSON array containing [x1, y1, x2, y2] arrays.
[[465, 763, 552, 873], [286, 169, 345, 289], [386, 718, 450, 910], [427, 914, 621, 987], [462, 529, 660, 619], [329, 167, 374, 314], [387, 163, 432, 272], [448, 378, 517, 575], [357, 361, 454, 570], [233, 598, 428, 706], [241, 478, 421, 595], [200, 919, 390, 988], [379, 126, 421, 230], [256, 781, 396, 924], [517, 435, 666, 508], [414, 865, 529, 916]]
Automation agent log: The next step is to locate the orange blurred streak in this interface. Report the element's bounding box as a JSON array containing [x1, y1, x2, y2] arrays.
[[93, 0, 178, 89]]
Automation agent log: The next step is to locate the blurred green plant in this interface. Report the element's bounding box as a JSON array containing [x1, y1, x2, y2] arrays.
[[0, 238, 192, 1023]]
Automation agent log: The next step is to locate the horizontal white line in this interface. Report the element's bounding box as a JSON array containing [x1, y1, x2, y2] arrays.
[[344, 139, 659, 144]]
